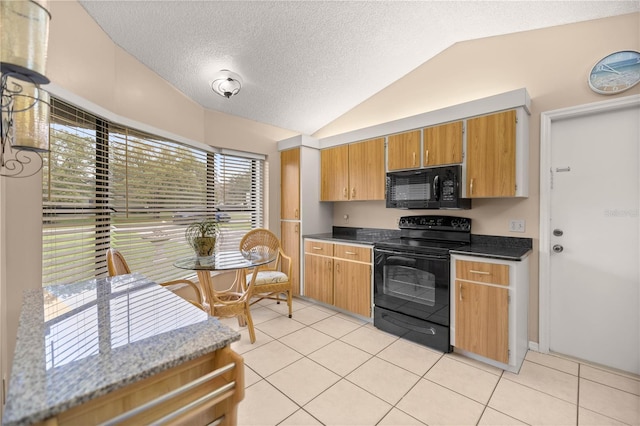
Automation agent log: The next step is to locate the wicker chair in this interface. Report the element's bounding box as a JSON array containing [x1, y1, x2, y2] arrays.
[[106, 248, 205, 311], [239, 229, 293, 318]]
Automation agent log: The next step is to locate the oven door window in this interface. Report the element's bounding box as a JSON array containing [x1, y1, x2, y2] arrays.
[[384, 260, 435, 306]]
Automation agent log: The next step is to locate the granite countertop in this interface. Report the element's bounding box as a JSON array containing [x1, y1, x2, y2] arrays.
[[304, 227, 532, 261], [2, 273, 240, 426]]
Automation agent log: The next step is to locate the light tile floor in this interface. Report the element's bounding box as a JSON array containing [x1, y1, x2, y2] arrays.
[[219, 298, 640, 426]]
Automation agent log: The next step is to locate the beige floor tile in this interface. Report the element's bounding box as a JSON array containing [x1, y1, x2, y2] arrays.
[[249, 306, 282, 324], [279, 409, 323, 426], [446, 351, 504, 375], [526, 350, 580, 375], [340, 325, 397, 354], [426, 356, 500, 404], [261, 298, 294, 316], [578, 407, 628, 425], [580, 364, 640, 395], [477, 407, 527, 425], [310, 315, 363, 338], [303, 301, 338, 315], [279, 326, 335, 355], [503, 360, 578, 403], [579, 378, 640, 425], [290, 306, 334, 325], [378, 408, 426, 425], [346, 357, 420, 404], [397, 378, 485, 425], [334, 312, 369, 325], [242, 340, 303, 377], [308, 340, 373, 376], [244, 365, 262, 387], [255, 315, 305, 339], [238, 380, 298, 426], [377, 338, 443, 376], [230, 328, 273, 354], [304, 379, 392, 425], [489, 378, 577, 425], [267, 358, 340, 405]]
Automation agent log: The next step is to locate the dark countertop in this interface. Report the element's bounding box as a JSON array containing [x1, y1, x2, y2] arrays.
[[304, 227, 532, 261], [2, 273, 240, 426]]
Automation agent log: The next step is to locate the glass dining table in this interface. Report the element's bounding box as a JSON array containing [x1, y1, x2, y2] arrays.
[[173, 251, 276, 316]]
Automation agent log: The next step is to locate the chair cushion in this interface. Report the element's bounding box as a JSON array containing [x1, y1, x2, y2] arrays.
[[246, 271, 289, 285]]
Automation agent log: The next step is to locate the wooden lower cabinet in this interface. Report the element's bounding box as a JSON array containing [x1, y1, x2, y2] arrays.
[[281, 220, 300, 295], [334, 260, 371, 317], [304, 239, 372, 318], [454, 280, 509, 363], [38, 346, 244, 426]]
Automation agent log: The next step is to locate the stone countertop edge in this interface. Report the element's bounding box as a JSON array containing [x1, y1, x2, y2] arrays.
[[2, 273, 240, 426]]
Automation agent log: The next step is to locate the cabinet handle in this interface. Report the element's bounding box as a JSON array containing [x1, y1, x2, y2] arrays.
[[412, 152, 416, 166], [328, 260, 332, 270], [459, 282, 463, 301], [469, 269, 490, 275], [336, 262, 340, 272], [295, 209, 299, 219], [425, 149, 429, 164], [345, 251, 357, 256], [343, 187, 348, 199], [470, 178, 474, 195], [351, 187, 356, 199], [312, 246, 323, 250], [295, 224, 299, 233]]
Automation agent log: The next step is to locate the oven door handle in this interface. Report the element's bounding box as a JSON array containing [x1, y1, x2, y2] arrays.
[[374, 248, 449, 261], [381, 313, 436, 335]]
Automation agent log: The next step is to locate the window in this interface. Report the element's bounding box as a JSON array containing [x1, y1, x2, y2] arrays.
[[43, 99, 265, 286]]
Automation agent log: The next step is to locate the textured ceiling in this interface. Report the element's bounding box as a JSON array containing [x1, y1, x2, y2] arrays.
[[78, 1, 639, 135]]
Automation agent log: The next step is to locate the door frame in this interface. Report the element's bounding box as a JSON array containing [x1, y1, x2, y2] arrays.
[[538, 94, 640, 353]]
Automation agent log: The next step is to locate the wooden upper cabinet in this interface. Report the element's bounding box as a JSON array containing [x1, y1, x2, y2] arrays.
[[387, 130, 421, 171], [423, 121, 463, 166], [320, 138, 385, 201], [466, 110, 517, 197], [280, 148, 300, 219], [320, 145, 349, 201], [348, 138, 385, 201]]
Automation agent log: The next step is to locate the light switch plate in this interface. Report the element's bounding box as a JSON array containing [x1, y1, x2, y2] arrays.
[[509, 219, 526, 233]]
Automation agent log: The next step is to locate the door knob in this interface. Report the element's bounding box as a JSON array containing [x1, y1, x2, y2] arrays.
[[553, 244, 564, 253], [553, 229, 563, 237]]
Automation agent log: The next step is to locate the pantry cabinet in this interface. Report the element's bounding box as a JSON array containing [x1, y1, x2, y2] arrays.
[[465, 108, 528, 198], [281, 220, 300, 295], [423, 121, 463, 166], [451, 254, 529, 373], [320, 138, 385, 201], [387, 130, 421, 171], [304, 239, 373, 318], [281, 147, 300, 220]]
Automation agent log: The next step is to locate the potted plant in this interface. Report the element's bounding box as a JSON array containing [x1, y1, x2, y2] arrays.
[[185, 218, 220, 258]]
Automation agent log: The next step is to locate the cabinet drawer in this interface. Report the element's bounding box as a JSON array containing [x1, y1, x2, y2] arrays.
[[334, 244, 371, 262], [304, 240, 334, 256], [456, 260, 509, 286]]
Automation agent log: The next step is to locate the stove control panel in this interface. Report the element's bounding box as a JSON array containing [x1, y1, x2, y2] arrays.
[[399, 215, 471, 232]]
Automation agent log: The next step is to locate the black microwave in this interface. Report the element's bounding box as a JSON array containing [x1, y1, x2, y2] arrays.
[[386, 165, 471, 209]]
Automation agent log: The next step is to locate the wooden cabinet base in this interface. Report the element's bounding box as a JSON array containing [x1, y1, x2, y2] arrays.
[[36, 346, 244, 426]]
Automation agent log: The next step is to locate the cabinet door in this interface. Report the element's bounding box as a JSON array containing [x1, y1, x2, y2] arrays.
[[466, 110, 517, 197], [334, 260, 371, 317], [387, 130, 421, 171], [281, 221, 300, 295], [304, 254, 333, 304], [320, 145, 349, 201], [455, 280, 509, 363], [423, 121, 463, 166], [280, 148, 300, 219], [348, 138, 385, 201]]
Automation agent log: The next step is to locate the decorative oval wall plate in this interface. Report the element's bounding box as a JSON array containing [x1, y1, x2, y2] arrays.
[[589, 50, 640, 95]]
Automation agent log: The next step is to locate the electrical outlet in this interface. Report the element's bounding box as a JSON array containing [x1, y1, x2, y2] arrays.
[[509, 219, 526, 233], [343, 214, 349, 224]]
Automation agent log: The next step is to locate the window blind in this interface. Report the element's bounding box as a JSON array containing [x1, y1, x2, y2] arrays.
[[43, 99, 265, 286]]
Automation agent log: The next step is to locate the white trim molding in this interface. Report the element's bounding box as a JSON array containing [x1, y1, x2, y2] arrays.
[[538, 94, 640, 353]]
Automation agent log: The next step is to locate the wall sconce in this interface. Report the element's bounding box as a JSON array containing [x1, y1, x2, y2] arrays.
[[1, 0, 52, 178], [211, 70, 242, 99]]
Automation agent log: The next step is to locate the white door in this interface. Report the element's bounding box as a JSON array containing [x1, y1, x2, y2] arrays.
[[548, 100, 639, 374]]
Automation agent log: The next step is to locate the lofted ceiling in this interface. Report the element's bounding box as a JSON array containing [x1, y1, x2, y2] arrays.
[[78, 1, 640, 136]]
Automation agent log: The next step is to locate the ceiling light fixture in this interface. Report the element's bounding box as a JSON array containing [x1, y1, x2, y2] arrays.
[[1, 0, 52, 178], [211, 70, 242, 99]]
